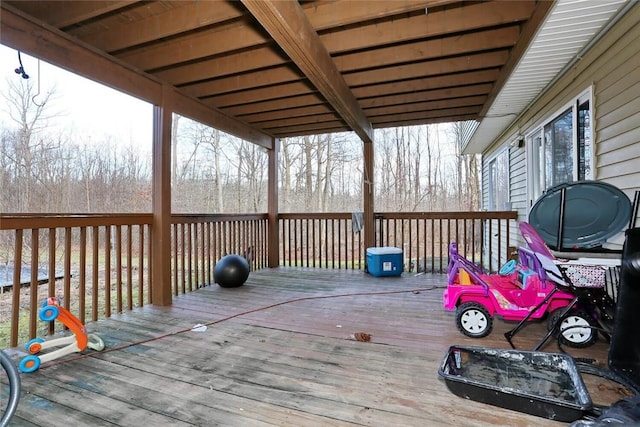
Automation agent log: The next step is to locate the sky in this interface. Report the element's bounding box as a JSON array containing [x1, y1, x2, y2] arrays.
[[0, 44, 153, 151]]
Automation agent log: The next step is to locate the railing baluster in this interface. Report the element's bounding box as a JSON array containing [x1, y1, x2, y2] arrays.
[[147, 223, 153, 303], [48, 228, 56, 334], [11, 229, 23, 347], [105, 225, 111, 317], [180, 223, 186, 294], [139, 225, 145, 305], [187, 223, 193, 293], [114, 225, 121, 314], [79, 227, 87, 322], [64, 227, 72, 312], [126, 225, 133, 310], [312, 219, 316, 268], [29, 229, 39, 339], [172, 224, 178, 296]]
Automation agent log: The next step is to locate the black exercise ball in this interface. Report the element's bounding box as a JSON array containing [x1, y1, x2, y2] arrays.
[[214, 254, 250, 288]]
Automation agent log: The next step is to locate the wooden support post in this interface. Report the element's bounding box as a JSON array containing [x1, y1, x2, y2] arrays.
[[268, 137, 280, 268], [151, 84, 173, 306], [363, 140, 375, 251]]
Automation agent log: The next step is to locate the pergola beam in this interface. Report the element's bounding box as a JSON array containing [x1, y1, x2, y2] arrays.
[[241, 0, 374, 144]]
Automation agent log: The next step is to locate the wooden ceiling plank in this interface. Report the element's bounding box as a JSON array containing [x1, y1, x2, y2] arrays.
[[220, 94, 326, 117], [239, 105, 333, 123], [273, 125, 350, 138], [259, 113, 340, 130], [4, 0, 136, 28], [73, 1, 244, 52], [364, 95, 487, 117], [345, 51, 509, 88], [352, 69, 501, 99], [303, 0, 454, 31], [360, 83, 494, 109], [181, 65, 302, 98], [203, 81, 315, 107], [322, 0, 535, 54], [267, 120, 348, 136], [334, 26, 520, 73], [370, 106, 481, 123], [371, 115, 477, 129], [241, 0, 374, 144], [118, 18, 269, 71], [155, 48, 288, 85]]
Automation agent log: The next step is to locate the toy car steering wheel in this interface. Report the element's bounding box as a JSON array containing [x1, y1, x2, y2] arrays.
[[499, 259, 517, 276]]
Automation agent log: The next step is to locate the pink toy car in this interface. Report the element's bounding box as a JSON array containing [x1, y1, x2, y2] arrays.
[[442, 242, 599, 347]]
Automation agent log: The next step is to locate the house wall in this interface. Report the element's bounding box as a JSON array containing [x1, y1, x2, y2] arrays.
[[482, 3, 640, 251]]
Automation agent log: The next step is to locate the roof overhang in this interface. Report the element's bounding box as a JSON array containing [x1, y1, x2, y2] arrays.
[[463, 0, 633, 154]]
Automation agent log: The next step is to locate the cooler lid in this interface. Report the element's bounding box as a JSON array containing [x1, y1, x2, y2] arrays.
[[528, 181, 631, 250], [366, 246, 403, 255]]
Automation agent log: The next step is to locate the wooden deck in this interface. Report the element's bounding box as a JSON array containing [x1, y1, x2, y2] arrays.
[[2, 268, 628, 426]]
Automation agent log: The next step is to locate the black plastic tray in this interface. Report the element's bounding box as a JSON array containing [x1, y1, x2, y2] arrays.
[[438, 345, 592, 422]]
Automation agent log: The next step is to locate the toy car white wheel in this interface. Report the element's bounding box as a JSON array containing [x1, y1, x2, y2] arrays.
[[456, 302, 493, 338], [557, 310, 597, 348]]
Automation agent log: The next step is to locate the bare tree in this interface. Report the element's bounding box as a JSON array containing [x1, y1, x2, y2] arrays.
[[1, 77, 59, 212]]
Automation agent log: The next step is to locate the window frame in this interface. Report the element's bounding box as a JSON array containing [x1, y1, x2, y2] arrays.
[[525, 87, 594, 207]]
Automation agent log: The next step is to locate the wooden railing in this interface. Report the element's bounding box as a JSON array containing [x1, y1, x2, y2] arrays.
[[1, 210, 515, 347], [375, 211, 518, 273], [278, 211, 518, 273], [279, 213, 364, 269], [0, 213, 267, 347], [170, 214, 268, 295]]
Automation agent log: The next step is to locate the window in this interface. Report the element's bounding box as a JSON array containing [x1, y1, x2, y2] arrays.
[[527, 90, 593, 203], [488, 149, 509, 210]]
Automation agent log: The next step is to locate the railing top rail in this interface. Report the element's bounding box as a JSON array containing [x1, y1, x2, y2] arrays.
[[0, 213, 272, 230], [374, 211, 518, 220], [171, 213, 268, 224], [278, 213, 354, 220], [0, 213, 153, 230], [1, 211, 517, 230]]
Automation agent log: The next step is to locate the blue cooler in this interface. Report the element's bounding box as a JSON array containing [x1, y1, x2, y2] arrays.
[[366, 247, 403, 277]]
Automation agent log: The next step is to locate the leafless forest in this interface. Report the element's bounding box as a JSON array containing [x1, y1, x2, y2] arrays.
[[1, 78, 480, 217]]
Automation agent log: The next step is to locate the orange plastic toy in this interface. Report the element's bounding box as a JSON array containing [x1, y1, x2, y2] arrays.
[[19, 297, 104, 373]]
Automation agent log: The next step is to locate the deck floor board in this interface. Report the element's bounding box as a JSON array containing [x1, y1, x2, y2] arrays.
[[3, 268, 625, 426]]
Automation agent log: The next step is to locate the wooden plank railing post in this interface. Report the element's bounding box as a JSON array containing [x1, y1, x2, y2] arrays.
[[268, 138, 280, 267], [151, 84, 173, 306], [363, 140, 375, 251]]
